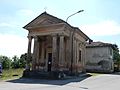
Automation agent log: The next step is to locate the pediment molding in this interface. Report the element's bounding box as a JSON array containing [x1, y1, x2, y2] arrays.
[[23, 12, 64, 29]]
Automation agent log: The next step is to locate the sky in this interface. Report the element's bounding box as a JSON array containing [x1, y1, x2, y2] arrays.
[[0, 0, 120, 57]]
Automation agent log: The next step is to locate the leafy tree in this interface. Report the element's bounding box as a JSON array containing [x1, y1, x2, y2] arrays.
[[11, 54, 27, 68], [19, 53, 27, 68], [0, 54, 27, 69], [113, 44, 120, 71], [0, 55, 12, 69], [12, 55, 20, 68], [113, 44, 120, 61]]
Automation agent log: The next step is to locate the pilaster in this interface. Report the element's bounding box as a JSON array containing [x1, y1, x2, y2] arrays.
[[73, 37, 77, 72], [66, 37, 71, 68]]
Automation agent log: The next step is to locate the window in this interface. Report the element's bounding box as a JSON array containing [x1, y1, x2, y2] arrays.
[[79, 50, 82, 62]]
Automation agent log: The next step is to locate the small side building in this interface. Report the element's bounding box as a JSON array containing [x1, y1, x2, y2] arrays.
[[86, 42, 114, 73]]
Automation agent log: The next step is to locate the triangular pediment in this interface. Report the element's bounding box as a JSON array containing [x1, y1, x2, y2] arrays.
[[23, 12, 91, 41], [23, 12, 65, 29]]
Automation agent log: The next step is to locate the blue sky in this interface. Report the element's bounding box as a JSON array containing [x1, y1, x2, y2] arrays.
[[0, 0, 120, 57]]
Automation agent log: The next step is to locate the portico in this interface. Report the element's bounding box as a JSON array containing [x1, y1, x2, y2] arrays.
[[27, 33, 68, 72]]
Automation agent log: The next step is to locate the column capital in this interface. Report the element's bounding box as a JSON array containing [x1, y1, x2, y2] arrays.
[[79, 42, 86, 47], [51, 33, 58, 37], [58, 33, 64, 37], [33, 36, 39, 41], [74, 37, 77, 40], [27, 36, 33, 40]]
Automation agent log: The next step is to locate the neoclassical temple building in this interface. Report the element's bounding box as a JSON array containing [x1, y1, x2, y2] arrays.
[[23, 12, 91, 77]]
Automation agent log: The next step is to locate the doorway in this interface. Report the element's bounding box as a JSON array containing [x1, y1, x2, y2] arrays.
[[47, 53, 52, 72]]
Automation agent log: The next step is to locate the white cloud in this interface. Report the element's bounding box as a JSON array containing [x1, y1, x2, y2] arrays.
[[81, 20, 120, 36], [0, 22, 22, 29], [0, 23, 15, 28], [0, 34, 28, 57], [17, 9, 34, 17]]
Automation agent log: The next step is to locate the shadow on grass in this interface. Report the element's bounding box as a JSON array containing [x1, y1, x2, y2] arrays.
[[7, 74, 91, 86]]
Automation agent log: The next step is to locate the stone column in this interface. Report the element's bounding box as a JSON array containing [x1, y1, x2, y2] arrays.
[[36, 38, 40, 70], [32, 36, 38, 70], [59, 34, 65, 71], [26, 36, 32, 71], [52, 34, 58, 71], [41, 41, 45, 62]]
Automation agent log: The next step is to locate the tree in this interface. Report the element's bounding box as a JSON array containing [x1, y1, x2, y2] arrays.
[[11, 53, 27, 68], [113, 44, 120, 71], [19, 53, 27, 68], [12, 55, 20, 68], [0, 55, 12, 69], [0, 54, 28, 69], [113, 44, 120, 61]]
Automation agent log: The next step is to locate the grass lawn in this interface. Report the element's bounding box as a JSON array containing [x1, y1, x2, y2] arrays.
[[0, 68, 24, 81], [88, 73, 102, 76], [0, 68, 102, 81]]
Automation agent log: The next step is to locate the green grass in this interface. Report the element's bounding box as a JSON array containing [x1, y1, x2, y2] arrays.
[[0, 68, 24, 81], [88, 73, 101, 76]]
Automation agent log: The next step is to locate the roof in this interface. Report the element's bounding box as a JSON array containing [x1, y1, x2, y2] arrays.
[[86, 41, 113, 48], [23, 12, 91, 41]]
